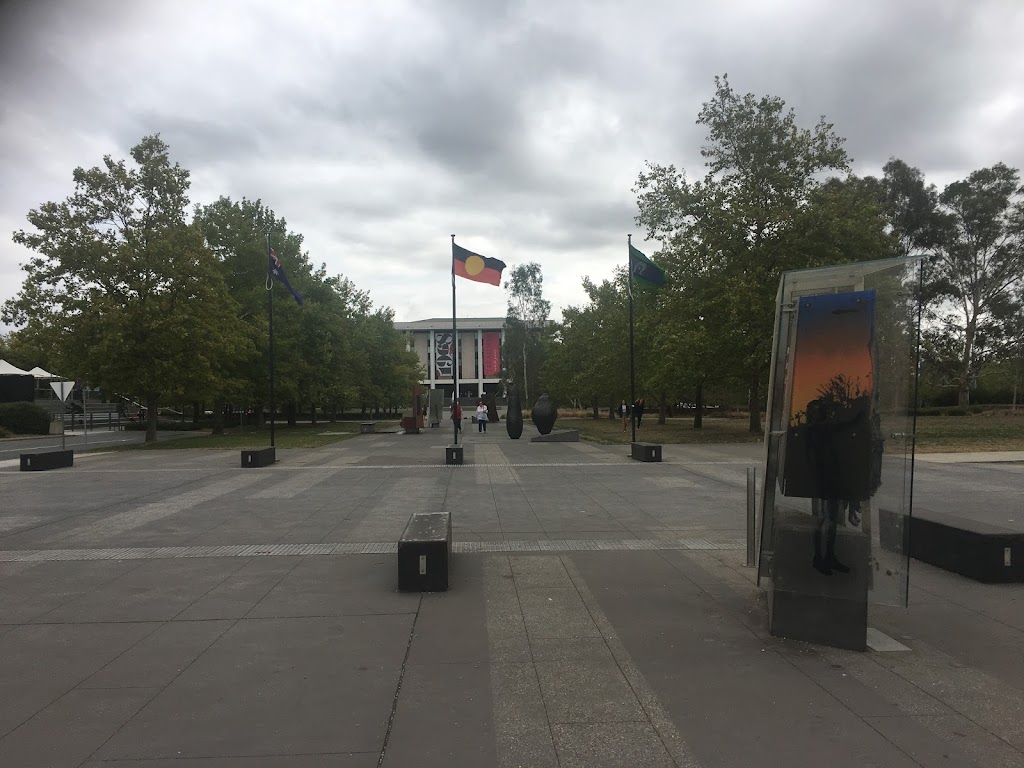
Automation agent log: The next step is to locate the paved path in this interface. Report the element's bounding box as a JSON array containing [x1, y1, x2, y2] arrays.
[[0, 428, 1021, 767]]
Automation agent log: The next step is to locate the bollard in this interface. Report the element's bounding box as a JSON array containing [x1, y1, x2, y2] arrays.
[[746, 467, 756, 567]]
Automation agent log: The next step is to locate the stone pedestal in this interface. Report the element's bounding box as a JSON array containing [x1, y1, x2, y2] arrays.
[[445, 445, 464, 465], [768, 510, 869, 651], [531, 429, 580, 442], [398, 512, 452, 592], [20, 449, 74, 471], [630, 442, 662, 462], [241, 447, 276, 468]]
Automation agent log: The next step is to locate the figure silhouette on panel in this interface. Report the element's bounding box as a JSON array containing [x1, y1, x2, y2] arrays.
[[803, 375, 872, 576]]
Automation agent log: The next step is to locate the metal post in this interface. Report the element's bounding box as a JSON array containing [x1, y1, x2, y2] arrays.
[[746, 467, 756, 566], [627, 234, 636, 445]]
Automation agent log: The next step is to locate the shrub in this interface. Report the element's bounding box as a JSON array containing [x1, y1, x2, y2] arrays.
[[945, 408, 968, 416], [0, 425, 11, 438], [0, 402, 50, 435]]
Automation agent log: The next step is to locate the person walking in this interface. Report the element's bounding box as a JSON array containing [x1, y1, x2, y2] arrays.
[[450, 400, 462, 435], [634, 398, 645, 430], [619, 399, 629, 432], [476, 400, 488, 432]]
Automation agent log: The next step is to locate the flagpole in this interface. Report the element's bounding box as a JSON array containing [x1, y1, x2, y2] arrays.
[[451, 234, 460, 446], [267, 233, 276, 449], [628, 234, 636, 444]]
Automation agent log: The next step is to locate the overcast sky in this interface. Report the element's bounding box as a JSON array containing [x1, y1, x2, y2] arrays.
[[2, 0, 1022, 332]]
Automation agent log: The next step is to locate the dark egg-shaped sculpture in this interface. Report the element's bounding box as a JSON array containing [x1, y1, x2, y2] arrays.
[[506, 385, 524, 439], [531, 393, 557, 435]]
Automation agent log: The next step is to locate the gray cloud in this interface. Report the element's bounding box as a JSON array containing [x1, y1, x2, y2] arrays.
[[2, 0, 1023, 333]]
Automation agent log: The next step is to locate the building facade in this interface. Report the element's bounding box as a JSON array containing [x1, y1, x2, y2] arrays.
[[394, 318, 505, 400]]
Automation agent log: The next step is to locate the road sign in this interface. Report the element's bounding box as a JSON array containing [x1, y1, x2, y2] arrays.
[[50, 381, 74, 401]]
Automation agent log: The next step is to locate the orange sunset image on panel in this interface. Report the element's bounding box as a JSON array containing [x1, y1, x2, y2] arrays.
[[783, 290, 877, 501], [789, 292, 875, 428]]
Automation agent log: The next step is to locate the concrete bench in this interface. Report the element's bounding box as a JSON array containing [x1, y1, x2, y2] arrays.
[[879, 508, 1023, 583], [630, 442, 662, 462], [398, 512, 452, 592], [20, 449, 74, 471], [241, 447, 276, 468], [445, 445, 464, 465], [359, 422, 376, 434]]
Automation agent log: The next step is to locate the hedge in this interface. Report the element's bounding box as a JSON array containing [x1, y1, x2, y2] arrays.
[[0, 401, 51, 435]]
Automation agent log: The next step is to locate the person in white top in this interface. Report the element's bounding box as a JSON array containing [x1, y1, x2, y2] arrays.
[[476, 401, 489, 432]]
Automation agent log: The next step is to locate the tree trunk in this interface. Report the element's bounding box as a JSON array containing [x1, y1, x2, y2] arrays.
[[608, 396, 616, 419], [310, 403, 317, 425], [287, 401, 297, 427], [591, 395, 600, 419], [212, 400, 225, 435], [145, 392, 158, 443], [522, 340, 529, 404], [658, 391, 667, 424], [694, 383, 704, 429], [192, 400, 201, 427], [331, 402, 338, 422], [957, 319, 977, 407], [748, 374, 762, 434]]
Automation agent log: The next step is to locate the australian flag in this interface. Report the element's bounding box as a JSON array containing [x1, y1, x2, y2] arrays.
[[269, 248, 303, 305]]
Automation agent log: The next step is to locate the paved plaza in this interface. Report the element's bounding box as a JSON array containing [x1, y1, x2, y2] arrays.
[[0, 428, 1022, 767]]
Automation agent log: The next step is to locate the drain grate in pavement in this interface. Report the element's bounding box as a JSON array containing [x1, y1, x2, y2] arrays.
[[0, 538, 743, 562]]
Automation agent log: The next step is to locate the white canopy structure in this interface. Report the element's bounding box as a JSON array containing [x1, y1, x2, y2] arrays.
[[0, 359, 33, 376], [28, 366, 59, 379]]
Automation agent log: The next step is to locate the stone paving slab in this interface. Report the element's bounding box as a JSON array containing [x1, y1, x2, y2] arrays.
[[0, 432, 1021, 766]]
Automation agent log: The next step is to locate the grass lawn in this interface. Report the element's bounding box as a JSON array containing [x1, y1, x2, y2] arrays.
[[563, 410, 1024, 453], [562, 416, 763, 446], [913, 411, 1024, 453], [123, 422, 398, 450]]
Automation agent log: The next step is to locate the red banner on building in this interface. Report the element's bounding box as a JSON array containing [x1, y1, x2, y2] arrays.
[[483, 332, 501, 377]]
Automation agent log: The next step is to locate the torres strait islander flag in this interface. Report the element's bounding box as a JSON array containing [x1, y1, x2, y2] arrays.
[[453, 242, 506, 286]]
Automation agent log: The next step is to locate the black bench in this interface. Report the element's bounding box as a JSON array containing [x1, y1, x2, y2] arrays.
[[879, 508, 1023, 583], [360, 422, 376, 434], [241, 447, 276, 468], [398, 512, 452, 592], [445, 445, 463, 465], [630, 442, 662, 462], [20, 449, 74, 471]]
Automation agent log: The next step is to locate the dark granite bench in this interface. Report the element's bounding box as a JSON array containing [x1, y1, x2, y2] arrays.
[[241, 447, 276, 468], [879, 508, 1023, 583], [359, 422, 376, 434], [445, 445, 463, 465], [20, 449, 74, 471], [630, 442, 662, 462], [398, 512, 452, 592]]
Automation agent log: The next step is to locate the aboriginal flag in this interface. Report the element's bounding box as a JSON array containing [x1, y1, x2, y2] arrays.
[[453, 243, 505, 286]]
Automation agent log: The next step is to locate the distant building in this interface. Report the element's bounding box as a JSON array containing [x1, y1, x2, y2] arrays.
[[394, 317, 505, 400]]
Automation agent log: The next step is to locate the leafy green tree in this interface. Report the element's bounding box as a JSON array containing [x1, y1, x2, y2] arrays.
[[503, 263, 552, 403], [863, 159, 942, 258], [635, 75, 894, 432], [547, 276, 629, 416], [353, 307, 422, 415], [3, 136, 248, 441], [924, 164, 1024, 406], [193, 196, 313, 430]]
